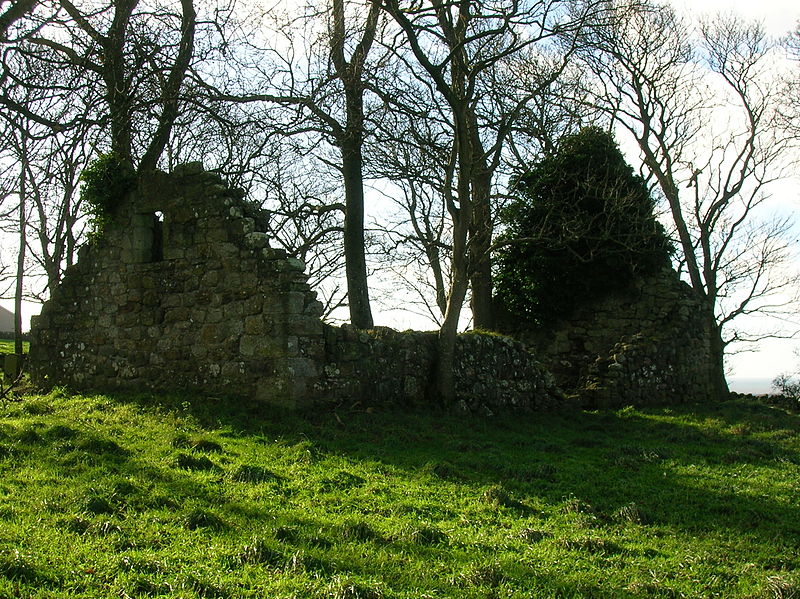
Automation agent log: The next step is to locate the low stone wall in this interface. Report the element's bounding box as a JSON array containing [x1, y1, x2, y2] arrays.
[[501, 268, 714, 406], [317, 326, 564, 414], [581, 332, 708, 408]]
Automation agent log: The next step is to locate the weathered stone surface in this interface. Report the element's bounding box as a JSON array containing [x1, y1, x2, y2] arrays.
[[314, 326, 563, 413], [29, 167, 325, 407], [500, 267, 715, 407], [29, 164, 711, 414]]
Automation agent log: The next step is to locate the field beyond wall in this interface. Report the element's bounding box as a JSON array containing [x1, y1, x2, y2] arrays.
[[0, 389, 798, 598]]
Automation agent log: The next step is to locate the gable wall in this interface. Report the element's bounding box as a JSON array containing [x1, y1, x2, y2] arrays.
[[29, 164, 325, 408]]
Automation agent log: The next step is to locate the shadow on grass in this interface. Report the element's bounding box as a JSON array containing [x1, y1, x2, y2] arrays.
[[83, 391, 800, 549], [8, 390, 800, 598]]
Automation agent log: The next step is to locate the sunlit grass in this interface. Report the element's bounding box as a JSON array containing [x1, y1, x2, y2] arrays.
[[0, 339, 29, 353], [0, 389, 798, 598]]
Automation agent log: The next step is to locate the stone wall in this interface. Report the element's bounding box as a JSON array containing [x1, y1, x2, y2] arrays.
[[30, 165, 716, 411], [500, 268, 714, 407], [317, 326, 564, 414], [29, 165, 563, 412], [29, 164, 326, 409]]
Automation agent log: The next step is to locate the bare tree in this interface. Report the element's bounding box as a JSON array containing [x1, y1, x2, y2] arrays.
[[578, 1, 799, 398], [782, 23, 800, 138], [22, 133, 90, 297], [376, 0, 594, 401], [2, 0, 198, 174], [367, 77, 455, 323], [197, 0, 385, 328], [258, 150, 350, 319], [371, 180, 454, 325], [0, 112, 33, 352], [12, 135, 27, 354], [0, 95, 93, 350]]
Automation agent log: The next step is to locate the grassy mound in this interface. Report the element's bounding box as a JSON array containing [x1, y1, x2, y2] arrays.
[[0, 389, 798, 597]]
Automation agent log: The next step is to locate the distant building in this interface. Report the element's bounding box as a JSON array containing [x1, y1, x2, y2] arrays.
[[0, 305, 13, 333]]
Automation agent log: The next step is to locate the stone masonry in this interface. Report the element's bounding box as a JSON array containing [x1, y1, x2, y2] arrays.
[[500, 268, 715, 406], [29, 165, 563, 412], [319, 326, 565, 414], [29, 163, 326, 408]]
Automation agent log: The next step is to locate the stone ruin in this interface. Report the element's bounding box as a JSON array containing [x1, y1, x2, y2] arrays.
[[499, 269, 715, 407], [28, 164, 560, 413], [29, 164, 716, 411], [29, 164, 325, 408]]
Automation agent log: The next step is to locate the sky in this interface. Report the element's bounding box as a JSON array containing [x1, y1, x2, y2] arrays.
[[673, 0, 799, 37], [2, 0, 800, 392], [669, 0, 800, 387]]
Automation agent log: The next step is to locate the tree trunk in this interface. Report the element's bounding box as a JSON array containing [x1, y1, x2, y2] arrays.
[[103, 0, 138, 167], [329, 0, 378, 330], [708, 317, 730, 400], [435, 234, 470, 405], [14, 153, 27, 356], [341, 131, 374, 329], [139, 0, 196, 172], [434, 120, 473, 405], [435, 276, 469, 406], [469, 168, 494, 330], [424, 245, 448, 318]]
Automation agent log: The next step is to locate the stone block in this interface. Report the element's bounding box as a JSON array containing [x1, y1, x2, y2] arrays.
[[164, 307, 191, 323], [221, 361, 246, 379], [240, 272, 258, 289], [286, 257, 305, 272], [285, 315, 323, 337], [242, 295, 264, 316], [201, 270, 221, 286], [216, 242, 238, 257], [287, 356, 318, 379], [238, 335, 273, 358], [244, 232, 270, 249], [164, 247, 185, 260], [200, 324, 224, 344], [244, 315, 266, 335], [284, 292, 306, 314]]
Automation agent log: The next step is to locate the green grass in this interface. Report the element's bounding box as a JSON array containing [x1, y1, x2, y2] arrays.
[[0, 339, 29, 353], [0, 390, 798, 598]]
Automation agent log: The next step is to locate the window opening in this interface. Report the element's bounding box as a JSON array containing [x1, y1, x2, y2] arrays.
[[151, 211, 164, 262]]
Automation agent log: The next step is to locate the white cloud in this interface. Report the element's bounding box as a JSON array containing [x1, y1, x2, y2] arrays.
[[671, 0, 799, 37]]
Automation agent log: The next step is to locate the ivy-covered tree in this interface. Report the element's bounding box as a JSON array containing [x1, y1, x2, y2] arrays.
[[494, 126, 672, 326]]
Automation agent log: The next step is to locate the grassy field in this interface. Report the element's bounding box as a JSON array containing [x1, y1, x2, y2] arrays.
[[0, 339, 29, 354], [0, 389, 798, 598]]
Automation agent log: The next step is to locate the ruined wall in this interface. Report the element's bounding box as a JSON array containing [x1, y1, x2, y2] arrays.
[[317, 326, 564, 414], [30, 165, 714, 411], [29, 163, 325, 408], [29, 165, 564, 412], [501, 268, 715, 407]]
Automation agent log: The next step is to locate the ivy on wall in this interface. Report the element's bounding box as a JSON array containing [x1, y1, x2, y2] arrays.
[[79, 153, 135, 242]]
